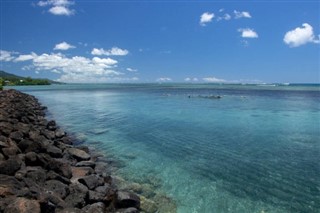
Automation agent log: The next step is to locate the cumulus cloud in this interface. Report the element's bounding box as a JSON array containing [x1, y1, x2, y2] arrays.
[[54, 42, 75, 50], [12, 52, 123, 82], [0, 50, 15, 62], [283, 23, 320, 47], [91, 47, 129, 56], [200, 12, 214, 26], [37, 0, 75, 16], [234, 10, 251, 19], [157, 77, 172, 82], [126, 68, 137, 72], [203, 77, 226, 83], [14, 53, 37, 62], [238, 28, 258, 38]]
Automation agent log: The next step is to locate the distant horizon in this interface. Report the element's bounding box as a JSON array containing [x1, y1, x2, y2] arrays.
[[1, 1, 319, 83]]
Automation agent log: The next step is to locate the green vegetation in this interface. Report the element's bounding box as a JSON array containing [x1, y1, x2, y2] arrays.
[[0, 70, 61, 86], [0, 77, 3, 90]]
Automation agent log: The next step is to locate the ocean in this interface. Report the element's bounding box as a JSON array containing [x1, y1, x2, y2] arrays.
[[11, 84, 320, 213]]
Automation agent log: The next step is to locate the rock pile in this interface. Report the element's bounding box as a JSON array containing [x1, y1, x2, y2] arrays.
[[0, 89, 140, 213]]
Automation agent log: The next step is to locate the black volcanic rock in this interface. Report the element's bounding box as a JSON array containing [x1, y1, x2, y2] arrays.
[[0, 89, 144, 213]]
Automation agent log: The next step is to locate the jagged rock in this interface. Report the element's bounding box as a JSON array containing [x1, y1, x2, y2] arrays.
[[0, 174, 25, 196], [76, 161, 96, 168], [14, 122, 31, 135], [115, 207, 139, 213], [71, 166, 94, 179], [115, 191, 140, 209], [88, 190, 105, 203], [26, 167, 47, 184], [47, 120, 56, 131], [82, 202, 105, 213], [55, 129, 66, 138], [78, 175, 104, 190], [44, 180, 69, 199], [94, 184, 112, 196], [0, 157, 22, 175], [53, 159, 72, 178], [46, 145, 63, 158], [25, 152, 38, 166], [18, 139, 43, 153], [0, 134, 7, 142], [0, 122, 13, 135], [41, 130, 56, 140], [56, 207, 84, 213], [76, 146, 90, 153], [38, 190, 67, 210], [4, 197, 41, 213], [9, 131, 24, 142], [65, 182, 88, 208], [46, 170, 71, 185], [68, 148, 90, 161], [0, 153, 5, 161], [2, 138, 21, 157]]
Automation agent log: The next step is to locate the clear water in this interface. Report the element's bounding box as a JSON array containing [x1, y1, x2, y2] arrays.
[[11, 84, 320, 213]]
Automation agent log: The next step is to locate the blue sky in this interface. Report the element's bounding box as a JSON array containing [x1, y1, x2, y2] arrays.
[[0, 0, 319, 83]]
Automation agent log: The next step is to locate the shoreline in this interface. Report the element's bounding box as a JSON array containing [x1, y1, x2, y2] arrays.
[[0, 89, 144, 213]]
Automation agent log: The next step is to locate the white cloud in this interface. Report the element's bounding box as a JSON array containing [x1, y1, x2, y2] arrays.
[[49, 6, 74, 16], [37, 0, 75, 16], [185, 77, 198, 82], [13, 52, 122, 83], [238, 28, 258, 38], [126, 68, 138, 72], [234, 10, 251, 19], [14, 53, 37, 62], [92, 57, 118, 66], [217, 13, 231, 21], [0, 50, 15, 62], [157, 77, 172, 82], [54, 42, 75, 50], [283, 23, 320, 47], [200, 12, 214, 26], [203, 77, 226, 83], [91, 47, 129, 56]]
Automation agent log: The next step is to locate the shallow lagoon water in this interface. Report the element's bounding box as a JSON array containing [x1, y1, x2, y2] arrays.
[[13, 84, 320, 213]]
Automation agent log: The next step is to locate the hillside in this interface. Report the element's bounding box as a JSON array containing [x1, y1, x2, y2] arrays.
[[0, 70, 61, 86]]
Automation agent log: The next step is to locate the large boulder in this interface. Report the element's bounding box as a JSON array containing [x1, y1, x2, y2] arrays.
[[44, 180, 69, 199], [46, 145, 63, 158], [82, 202, 105, 213], [67, 148, 90, 161], [9, 131, 24, 142], [0, 157, 22, 175], [115, 191, 140, 209], [0, 174, 25, 196], [4, 197, 40, 213], [65, 182, 88, 208], [78, 175, 104, 190]]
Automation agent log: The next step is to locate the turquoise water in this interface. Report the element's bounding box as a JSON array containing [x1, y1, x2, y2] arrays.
[[11, 84, 320, 213]]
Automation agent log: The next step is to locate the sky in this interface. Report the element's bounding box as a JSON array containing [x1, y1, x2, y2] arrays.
[[0, 0, 319, 83]]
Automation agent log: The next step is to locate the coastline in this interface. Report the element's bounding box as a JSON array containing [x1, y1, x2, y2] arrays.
[[0, 89, 144, 213]]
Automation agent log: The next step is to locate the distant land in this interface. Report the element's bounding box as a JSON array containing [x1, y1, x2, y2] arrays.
[[0, 70, 62, 87]]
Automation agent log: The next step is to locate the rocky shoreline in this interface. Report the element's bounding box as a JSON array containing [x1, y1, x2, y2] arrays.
[[0, 89, 142, 213]]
